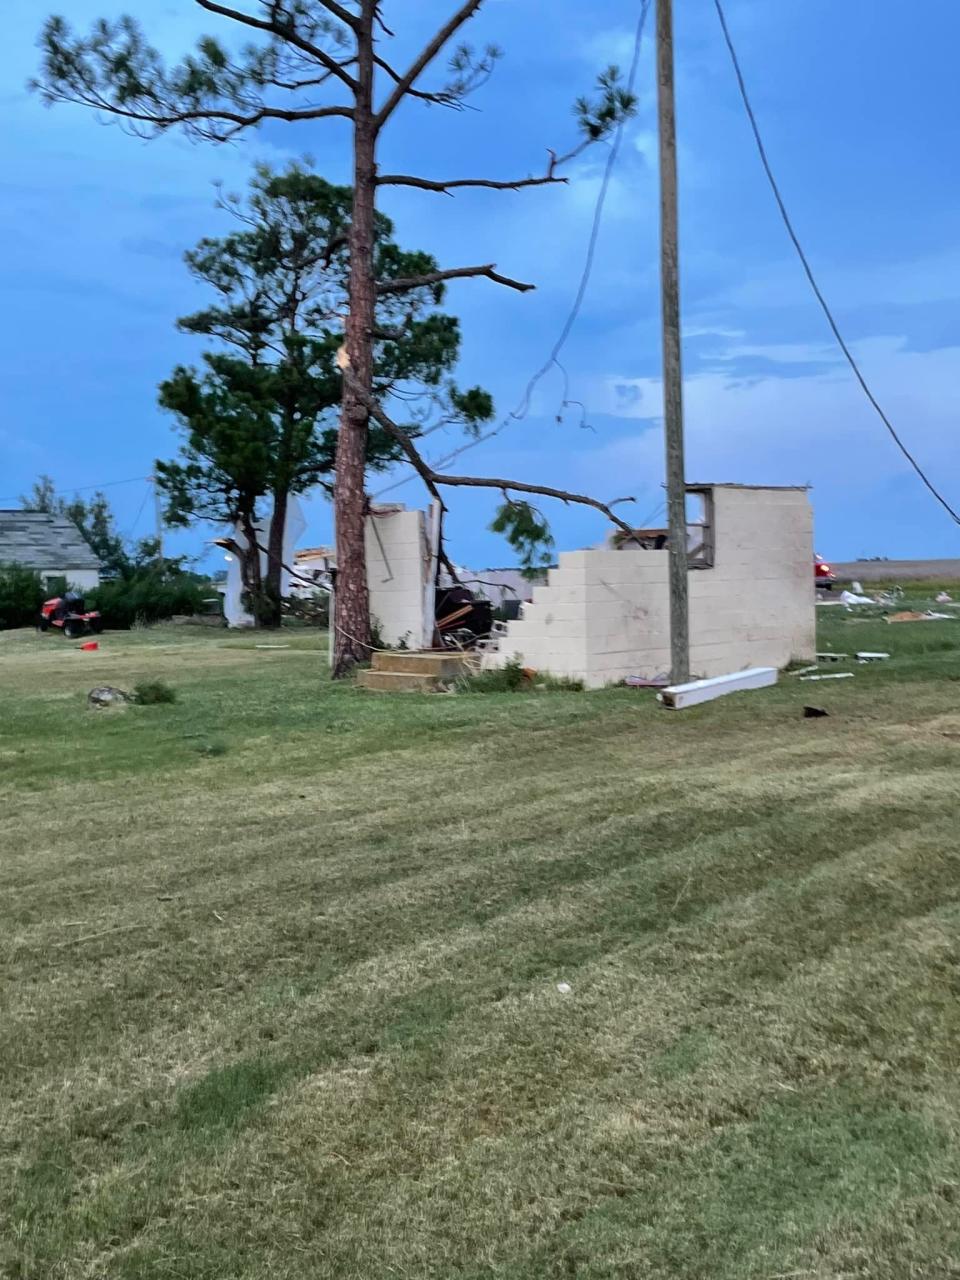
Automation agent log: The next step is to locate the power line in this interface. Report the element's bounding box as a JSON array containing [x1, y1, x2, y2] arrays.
[[124, 481, 153, 540], [713, 0, 960, 527], [377, 0, 652, 498], [512, 0, 652, 421], [0, 475, 151, 507]]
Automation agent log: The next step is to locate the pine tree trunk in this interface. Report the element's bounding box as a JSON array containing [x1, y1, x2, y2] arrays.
[[238, 511, 264, 627], [331, 1, 376, 676], [263, 487, 288, 629]]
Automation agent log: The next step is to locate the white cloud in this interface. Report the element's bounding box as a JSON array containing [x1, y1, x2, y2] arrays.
[[584, 337, 960, 511]]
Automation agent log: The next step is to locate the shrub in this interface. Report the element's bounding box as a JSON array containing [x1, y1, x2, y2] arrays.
[[88, 570, 208, 629], [0, 563, 45, 630], [133, 680, 177, 705], [464, 659, 586, 694], [465, 658, 529, 692]]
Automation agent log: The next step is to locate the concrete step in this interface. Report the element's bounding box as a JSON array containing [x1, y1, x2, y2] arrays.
[[371, 650, 474, 678], [357, 669, 449, 693]]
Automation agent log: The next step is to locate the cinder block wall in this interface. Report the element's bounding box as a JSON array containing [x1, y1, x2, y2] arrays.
[[366, 509, 428, 648], [492, 486, 815, 687]]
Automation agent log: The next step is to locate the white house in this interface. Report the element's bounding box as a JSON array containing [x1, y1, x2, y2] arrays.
[[0, 510, 102, 590]]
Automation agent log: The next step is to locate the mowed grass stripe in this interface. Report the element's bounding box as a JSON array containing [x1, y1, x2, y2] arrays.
[[3, 615, 960, 1277]]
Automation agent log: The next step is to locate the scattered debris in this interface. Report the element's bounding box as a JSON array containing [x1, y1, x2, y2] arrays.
[[840, 590, 875, 606], [875, 587, 905, 606], [800, 672, 855, 682], [856, 651, 890, 662], [803, 706, 829, 718], [658, 667, 778, 710], [791, 664, 820, 678], [87, 686, 133, 709], [816, 652, 849, 663], [79, 641, 99, 652], [254, 644, 291, 650], [937, 592, 954, 604], [887, 610, 925, 623], [556, 982, 572, 995], [887, 610, 954, 624]]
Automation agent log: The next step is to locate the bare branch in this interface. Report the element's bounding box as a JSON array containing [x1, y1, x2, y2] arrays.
[[378, 172, 566, 195], [313, 0, 361, 29], [194, 0, 359, 91], [351, 377, 638, 540], [373, 54, 463, 109], [378, 264, 534, 294], [38, 90, 353, 138], [433, 473, 636, 536], [261, 62, 356, 91], [374, 0, 485, 129]]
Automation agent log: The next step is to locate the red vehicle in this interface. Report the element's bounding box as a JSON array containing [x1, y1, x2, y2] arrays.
[[38, 592, 103, 639], [815, 554, 837, 589]]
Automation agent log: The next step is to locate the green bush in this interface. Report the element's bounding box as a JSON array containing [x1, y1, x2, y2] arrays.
[[465, 658, 529, 692], [133, 680, 177, 705], [0, 563, 45, 630], [88, 570, 208, 629], [463, 659, 585, 694]]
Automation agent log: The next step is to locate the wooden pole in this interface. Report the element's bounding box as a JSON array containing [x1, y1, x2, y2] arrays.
[[656, 0, 690, 683], [152, 475, 164, 564]]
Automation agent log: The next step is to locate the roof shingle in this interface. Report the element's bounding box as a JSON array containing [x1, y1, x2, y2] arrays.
[[0, 510, 102, 571]]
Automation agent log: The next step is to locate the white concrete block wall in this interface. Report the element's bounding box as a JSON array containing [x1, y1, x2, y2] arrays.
[[366, 509, 429, 648], [491, 486, 815, 687]]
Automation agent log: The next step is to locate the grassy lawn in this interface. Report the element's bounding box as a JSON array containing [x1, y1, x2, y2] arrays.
[[3, 605, 960, 1278]]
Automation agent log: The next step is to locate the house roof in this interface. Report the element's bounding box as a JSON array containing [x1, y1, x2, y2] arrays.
[[0, 510, 102, 571]]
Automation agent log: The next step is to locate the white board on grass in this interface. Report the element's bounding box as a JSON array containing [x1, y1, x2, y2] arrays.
[[657, 667, 778, 710]]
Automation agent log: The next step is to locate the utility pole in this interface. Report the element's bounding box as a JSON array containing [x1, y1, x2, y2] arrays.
[[151, 475, 164, 564], [656, 0, 690, 683]]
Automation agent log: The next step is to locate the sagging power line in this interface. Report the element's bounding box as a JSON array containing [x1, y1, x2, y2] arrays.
[[377, 0, 652, 498], [713, 0, 960, 527]]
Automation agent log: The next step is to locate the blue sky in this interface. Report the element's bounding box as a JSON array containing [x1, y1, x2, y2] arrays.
[[3, 0, 960, 567]]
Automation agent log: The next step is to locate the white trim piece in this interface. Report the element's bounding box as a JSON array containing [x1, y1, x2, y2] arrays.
[[422, 500, 442, 650], [856, 651, 890, 662], [799, 672, 855, 682], [657, 666, 778, 709]]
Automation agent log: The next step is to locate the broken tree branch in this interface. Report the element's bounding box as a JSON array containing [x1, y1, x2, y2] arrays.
[[433, 473, 637, 535], [377, 264, 534, 294], [377, 172, 567, 194], [374, 0, 485, 129], [347, 375, 638, 540]]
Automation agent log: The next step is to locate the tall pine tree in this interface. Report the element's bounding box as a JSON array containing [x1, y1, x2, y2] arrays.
[[33, 2, 635, 671], [157, 162, 491, 626]]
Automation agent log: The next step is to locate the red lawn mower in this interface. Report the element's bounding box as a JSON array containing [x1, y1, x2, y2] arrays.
[[38, 592, 103, 640]]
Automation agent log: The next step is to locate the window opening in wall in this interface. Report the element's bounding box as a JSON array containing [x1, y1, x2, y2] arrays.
[[608, 487, 714, 563], [685, 488, 714, 568]]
